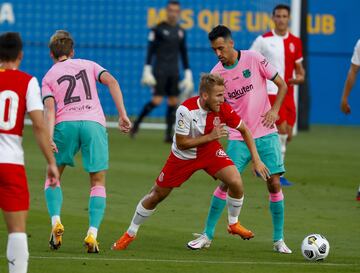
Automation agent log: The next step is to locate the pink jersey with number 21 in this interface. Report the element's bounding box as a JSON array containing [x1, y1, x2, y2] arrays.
[[42, 59, 107, 127]]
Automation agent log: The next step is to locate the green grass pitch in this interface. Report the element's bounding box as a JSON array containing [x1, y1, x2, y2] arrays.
[[0, 125, 359, 273]]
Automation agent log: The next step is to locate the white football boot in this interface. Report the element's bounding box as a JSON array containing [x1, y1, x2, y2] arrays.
[[273, 239, 292, 254], [187, 233, 212, 250]]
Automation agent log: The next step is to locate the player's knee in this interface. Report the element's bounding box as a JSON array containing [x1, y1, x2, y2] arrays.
[[224, 175, 243, 195]]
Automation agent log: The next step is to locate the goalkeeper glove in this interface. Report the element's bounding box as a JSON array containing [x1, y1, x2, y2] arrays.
[[141, 65, 157, 87]]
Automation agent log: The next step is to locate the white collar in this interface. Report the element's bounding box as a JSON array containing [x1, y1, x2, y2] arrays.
[[272, 29, 289, 39]]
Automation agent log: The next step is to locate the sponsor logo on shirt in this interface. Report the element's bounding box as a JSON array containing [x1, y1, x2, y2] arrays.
[[228, 84, 254, 99], [242, 69, 251, 78], [67, 104, 92, 112], [178, 29, 184, 39]]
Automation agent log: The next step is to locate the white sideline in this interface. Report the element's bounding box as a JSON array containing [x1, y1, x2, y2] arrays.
[[9, 255, 358, 267], [24, 119, 166, 130]]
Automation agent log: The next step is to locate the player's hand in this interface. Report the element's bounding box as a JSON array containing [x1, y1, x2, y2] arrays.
[[340, 98, 351, 114], [288, 78, 299, 85], [141, 65, 157, 87], [50, 140, 58, 153], [47, 163, 60, 188], [209, 123, 228, 140], [261, 109, 278, 128], [251, 160, 270, 182], [118, 115, 132, 133]]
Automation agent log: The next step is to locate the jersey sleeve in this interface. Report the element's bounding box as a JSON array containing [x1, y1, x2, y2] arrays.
[[254, 51, 278, 81], [41, 75, 54, 103], [27, 77, 44, 112], [90, 61, 107, 82], [351, 39, 360, 66], [174, 105, 191, 136], [221, 103, 242, 129], [145, 28, 156, 65], [295, 38, 304, 63], [179, 29, 190, 69]]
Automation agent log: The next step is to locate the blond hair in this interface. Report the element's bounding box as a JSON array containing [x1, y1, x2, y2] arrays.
[[199, 73, 224, 94], [49, 30, 74, 59]]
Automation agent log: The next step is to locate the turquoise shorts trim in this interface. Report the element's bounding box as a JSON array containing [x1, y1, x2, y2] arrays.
[[53, 121, 109, 172], [227, 133, 285, 175]]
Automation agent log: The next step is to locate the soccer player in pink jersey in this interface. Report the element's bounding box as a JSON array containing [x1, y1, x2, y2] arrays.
[[111, 73, 270, 250], [250, 4, 305, 186], [41, 30, 131, 253], [0, 32, 59, 273], [187, 25, 293, 253]]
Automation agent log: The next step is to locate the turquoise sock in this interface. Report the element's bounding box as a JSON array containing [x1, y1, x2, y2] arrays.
[[89, 196, 106, 228], [45, 186, 63, 217], [203, 196, 226, 240], [269, 200, 284, 242]]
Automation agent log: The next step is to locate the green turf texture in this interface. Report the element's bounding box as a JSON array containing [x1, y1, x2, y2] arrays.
[[0, 125, 359, 273]]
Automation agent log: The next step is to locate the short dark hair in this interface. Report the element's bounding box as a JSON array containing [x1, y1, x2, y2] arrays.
[[208, 25, 232, 42], [49, 30, 74, 59], [167, 0, 180, 6], [273, 4, 290, 15], [0, 32, 22, 62]]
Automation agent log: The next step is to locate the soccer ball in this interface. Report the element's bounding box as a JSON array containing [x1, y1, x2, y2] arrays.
[[301, 234, 330, 261]]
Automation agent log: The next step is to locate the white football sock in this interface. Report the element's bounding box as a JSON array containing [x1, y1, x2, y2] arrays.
[[7, 233, 29, 273], [127, 201, 155, 236], [227, 196, 244, 225]]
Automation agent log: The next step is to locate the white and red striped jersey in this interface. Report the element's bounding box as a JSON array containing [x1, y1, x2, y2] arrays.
[[172, 96, 242, 160], [250, 30, 303, 95], [0, 69, 43, 165], [351, 39, 360, 66]]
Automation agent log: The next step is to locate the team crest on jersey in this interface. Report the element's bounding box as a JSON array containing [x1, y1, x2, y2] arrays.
[[242, 69, 251, 78], [213, 116, 220, 126], [178, 29, 184, 39], [216, 149, 227, 158], [289, 42, 295, 53]]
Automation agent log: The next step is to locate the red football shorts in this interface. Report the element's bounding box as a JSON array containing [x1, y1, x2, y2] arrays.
[[0, 164, 29, 211], [156, 148, 235, 188], [269, 94, 296, 127]]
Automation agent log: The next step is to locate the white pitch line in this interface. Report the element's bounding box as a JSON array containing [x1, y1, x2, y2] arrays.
[[19, 256, 358, 267]]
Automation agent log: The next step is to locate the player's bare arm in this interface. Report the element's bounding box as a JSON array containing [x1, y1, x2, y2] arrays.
[[237, 121, 270, 181], [28, 109, 59, 185], [99, 71, 132, 133], [176, 123, 228, 150], [341, 63, 360, 114], [44, 97, 58, 152], [262, 74, 287, 128], [288, 61, 305, 85]]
